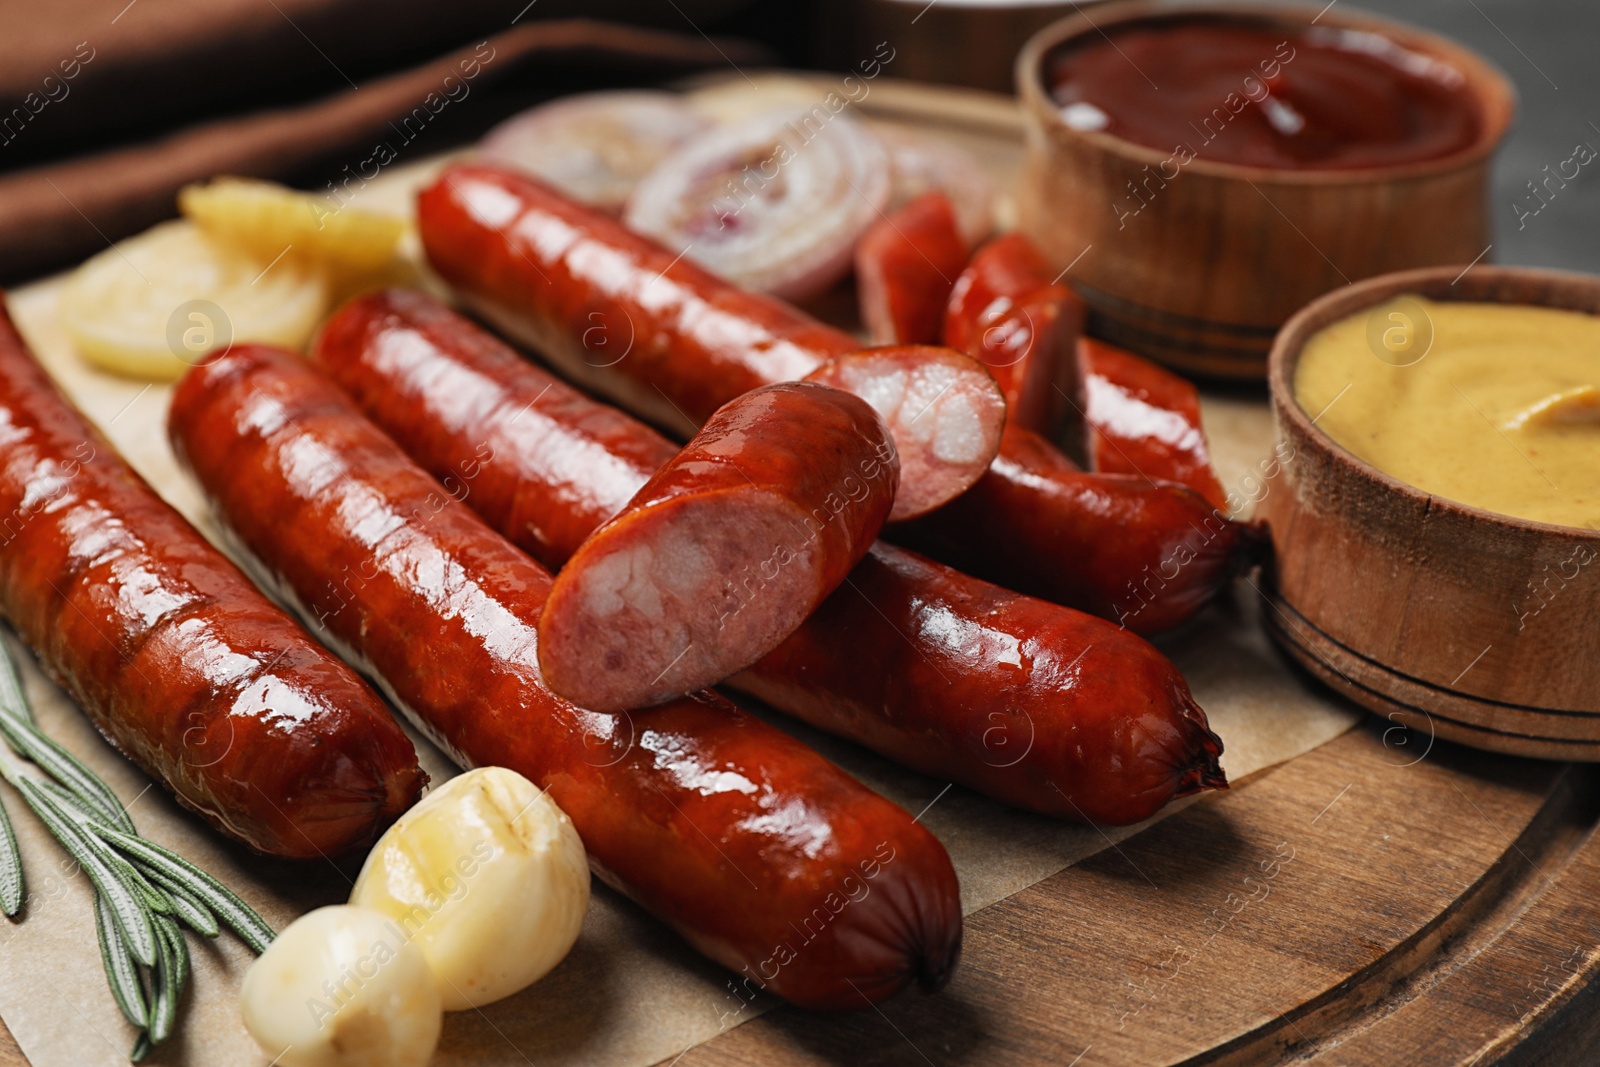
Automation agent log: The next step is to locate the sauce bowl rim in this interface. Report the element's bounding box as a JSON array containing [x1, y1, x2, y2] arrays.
[[1269, 263, 1600, 542], [1015, 0, 1518, 186]]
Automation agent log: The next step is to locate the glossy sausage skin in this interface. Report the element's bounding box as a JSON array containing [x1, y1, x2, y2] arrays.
[[312, 287, 676, 572], [1081, 337, 1228, 510], [738, 543, 1224, 823], [0, 300, 422, 858], [421, 165, 856, 437], [539, 381, 896, 712], [420, 166, 998, 517], [169, 345, 961, 1010], [856, 192, 968, 346], [419, 162, 1246, 633], [904, 423, 1241, 635], [313, 293, 1227, 821], [942, 232, 1084, 438], [940, 233, 1228, 507]]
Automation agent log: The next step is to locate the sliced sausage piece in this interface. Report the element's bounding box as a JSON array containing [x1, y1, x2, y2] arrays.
[[0, 298, 423, 858], [311, 291, 1228, 822], [856, 191, 969, 346], [419, 162, 1247, 633], [539, 381, 897, 712], [168, 345, 962, 1010], [1081, 336, 1229, 510], [802, 346, 1005, 521], [943, 232, 1085, 439]]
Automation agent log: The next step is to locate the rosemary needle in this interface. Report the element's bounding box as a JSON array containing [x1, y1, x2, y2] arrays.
[[0, 638, 276, 1060]]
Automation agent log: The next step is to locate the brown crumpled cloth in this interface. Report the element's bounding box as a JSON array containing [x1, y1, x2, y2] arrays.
[[0, 17, 767, 283], [0, 0, 755, 146]]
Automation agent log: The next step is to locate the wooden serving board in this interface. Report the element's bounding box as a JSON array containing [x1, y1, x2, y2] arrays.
[[2, 76, 1598, 1067], [657, 77, 1600, 1067]]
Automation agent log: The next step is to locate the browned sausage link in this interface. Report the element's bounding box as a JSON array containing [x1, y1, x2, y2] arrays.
[[942, 232, 1085, 440], [312, 287, 676, 571], [855, 191, 969, 346], [539, 381, 897, 712], [417, 164, 1000, 518], [738, 543, 1226, 824], [168, 345, 962, 1009], [1079, 337, 1229, 509], [423, 170, 854, 434], [0, 300, 422, 858], [419, 162, 1245, 632], [902, 423, 1245, 636], [312, 293, 1227, 822]]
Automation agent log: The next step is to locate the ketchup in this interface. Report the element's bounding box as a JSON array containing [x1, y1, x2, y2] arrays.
[[1045, 19, 1482, 170]]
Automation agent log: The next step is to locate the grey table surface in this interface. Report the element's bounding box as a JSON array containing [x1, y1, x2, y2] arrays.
[[1348, 0, 1598, 274]]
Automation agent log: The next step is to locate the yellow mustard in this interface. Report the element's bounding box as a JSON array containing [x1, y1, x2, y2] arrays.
[[1295, 295, 1600, 529]]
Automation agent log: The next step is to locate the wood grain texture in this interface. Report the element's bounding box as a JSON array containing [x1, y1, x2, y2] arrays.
[[675, 724, 1600, 1066], [1013, 1, 1516, 380], [1261, 266, 1600, 759]]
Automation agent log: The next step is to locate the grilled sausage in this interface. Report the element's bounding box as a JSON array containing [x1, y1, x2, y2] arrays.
[[311, 287, 676, 572], [856, 191, 968, 346], [311, 291, 1227, 821], [419, 163, 999, 521], [169, 344, 962, 1009], [0, 298, 422, 858], [942, 232, 1084, 438], [418, 163, 1247, 633], [906, 422, 1243, 635], [1080, 336, 1229, 509]]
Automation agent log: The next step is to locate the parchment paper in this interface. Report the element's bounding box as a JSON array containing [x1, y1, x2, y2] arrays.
[[0, 153, 1360, 1067]]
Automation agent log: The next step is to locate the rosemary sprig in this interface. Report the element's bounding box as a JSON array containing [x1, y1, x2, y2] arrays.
[[0, 640, 276, 1061]]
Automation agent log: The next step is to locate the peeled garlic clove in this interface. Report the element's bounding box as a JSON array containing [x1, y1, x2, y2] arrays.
[[240, 904, 441, 1067], [624, 108, 891, 301], [351, 766, 590, 1011]]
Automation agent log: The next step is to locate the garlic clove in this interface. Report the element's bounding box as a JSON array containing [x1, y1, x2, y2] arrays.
[[241, 904, 442, 1067], [351, 766, 590, 1010]]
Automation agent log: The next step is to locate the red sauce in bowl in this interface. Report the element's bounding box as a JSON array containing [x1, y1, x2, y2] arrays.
[[1044, 19, 1482, 170]]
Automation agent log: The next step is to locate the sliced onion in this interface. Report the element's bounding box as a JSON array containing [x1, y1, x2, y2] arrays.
[[875, 126, 996, 248], [624, 108, 892, 301], [480, 91, 710, 214]]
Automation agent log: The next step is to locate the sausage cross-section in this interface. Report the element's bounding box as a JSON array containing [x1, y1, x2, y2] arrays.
[[169, 343, 963, 1009], [539, 380, 897, 712], [313, 291, 1227, 823]]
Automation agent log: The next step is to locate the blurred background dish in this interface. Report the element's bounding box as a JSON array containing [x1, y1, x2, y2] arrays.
[[1015, 1, 1514, 379]]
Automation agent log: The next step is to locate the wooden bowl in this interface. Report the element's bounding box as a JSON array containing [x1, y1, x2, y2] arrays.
[[1259, 265, 1600, 761], [1014, 1, 1516, 379]]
